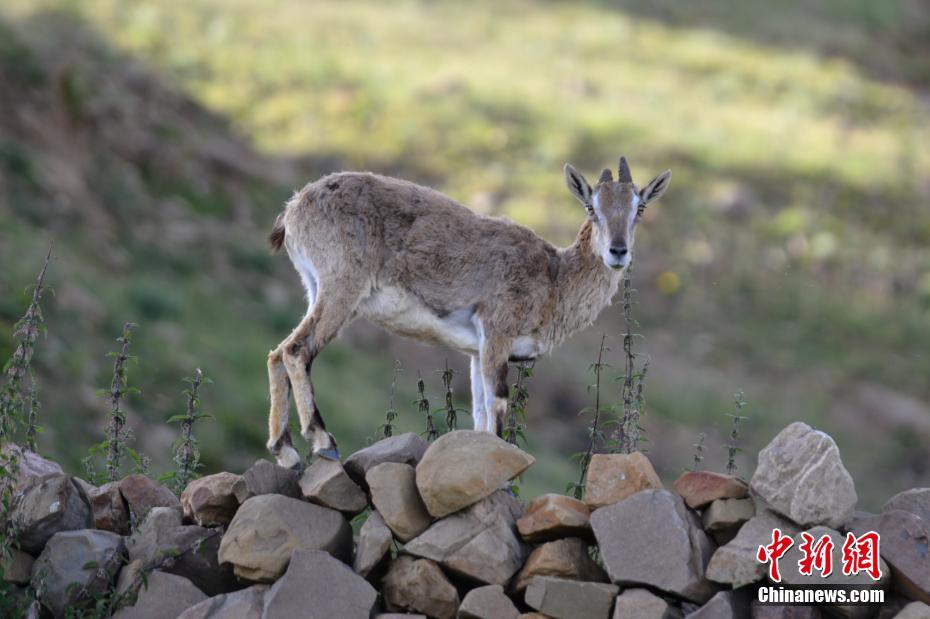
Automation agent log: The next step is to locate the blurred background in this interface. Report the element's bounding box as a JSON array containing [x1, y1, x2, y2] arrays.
[[0, 0, 928, 507]]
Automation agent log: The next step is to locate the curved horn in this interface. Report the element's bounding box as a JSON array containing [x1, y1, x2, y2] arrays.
[[599, 168, 613, 183], [618, 156, 633, 183]]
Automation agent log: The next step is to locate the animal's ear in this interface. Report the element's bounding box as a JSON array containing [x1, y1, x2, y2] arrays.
[[564, 163, 593, 208], [639, 169, 672, 207]]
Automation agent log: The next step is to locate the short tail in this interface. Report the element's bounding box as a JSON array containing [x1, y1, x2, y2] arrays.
[[269, 212, 286, 254]]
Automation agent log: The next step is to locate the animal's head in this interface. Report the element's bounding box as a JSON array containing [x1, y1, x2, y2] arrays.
[[564, 157, 671, 270]]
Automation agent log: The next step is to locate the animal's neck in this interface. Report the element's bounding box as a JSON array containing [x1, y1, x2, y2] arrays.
[[549, 220, 623, 346]]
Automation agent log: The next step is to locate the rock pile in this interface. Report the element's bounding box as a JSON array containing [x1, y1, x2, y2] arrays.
[[3, 422, 928, 618]]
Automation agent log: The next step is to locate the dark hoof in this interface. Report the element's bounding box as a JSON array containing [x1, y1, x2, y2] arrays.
[[316, 447, 341, 461], [288, 460, 305, 473]]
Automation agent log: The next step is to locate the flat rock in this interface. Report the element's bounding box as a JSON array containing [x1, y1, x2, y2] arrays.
[[706, 511, 799, 588], [459, 584, 519, 619], [674, 471, 748, 510], [382, 555, 460, 619], [894, 602, 930, 619], [118, 474, 180, 521], [405, 490, 527, 585], [612, 589, 682, 619], [344, 432, 428, 487], [86, 481, 130, 535], [517, 493, 592, 543], [524, 576, 618, 619], [299, 459, 367, 516], [125, 506, 240, 596], [112, 571, 207, 619], [3, 444, 63, 491], [354, 511, 393, 578], [882, 488, 930, 525], [850, 510, 930, 604], [2, 548, 34, 584], [218, 494, 351, 582], [368, 462, 432, 542], [584, 452, 663, 510], [30, 529, 124, 617], [750, 422, 857, 528], [591, 489, 717, 603], [416, 431, 535, 518], [513, 537, 607, 593], [181, 472, 241, 527], [232, 459, 301, 503], [702, 498, 755, 534], [176, 584, 268, 619], [13, 474, 93, 554], [262, 549, 377, 619]]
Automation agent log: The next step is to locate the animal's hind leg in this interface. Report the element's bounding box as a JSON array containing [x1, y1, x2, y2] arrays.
[[266, 347, 300, 469], [282, 281, 366, 460], [479, 335, 512, 436], [469, 355, 487, 432]]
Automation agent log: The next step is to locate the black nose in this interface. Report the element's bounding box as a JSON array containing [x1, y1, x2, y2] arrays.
[[609, 246, 629, 258]]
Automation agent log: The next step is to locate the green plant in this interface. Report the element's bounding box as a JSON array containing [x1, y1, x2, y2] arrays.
[[614, 270, 649, 455], [378, 360, 402, 439], [724, 391, 749, 476], [569, 334, 609, 500], [503, 361, 533, 446], [690, 432, 707, 472], [436, 360, 466, 432], [162, 369, 213, 494], [415, 372, 438, 441]]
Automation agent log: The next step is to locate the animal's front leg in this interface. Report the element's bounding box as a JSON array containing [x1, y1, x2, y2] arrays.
[[469, 355, 487, 432], [479, 338, 511, 436]]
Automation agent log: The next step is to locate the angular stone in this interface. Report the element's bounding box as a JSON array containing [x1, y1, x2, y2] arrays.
[[674, 471, 748, 510], [176, 584, 268, 619], [181, 472, 241, 527], [299, 459, 367, 516], [125, 506, 239, 596], [367, 462, 431, 542], [524, 576, 618, 619], [86, 482, 131, 535], [416, 431, 534, 518], [591, 489, 717, 603], [344, 432, 428, 487], [513, 537, 607, 593], [119, 474, 180, 521], [584, 452, 663, 510], [31, 530, 124, 617], [882, 488, 930, 525], [354, 511, 392, 578], [232, 459, 301, 503], [3, 444, 63, 491], [517, 493, 592, 543], [112, 571, 206, 619], [2, 548, 34, 584], [894, 602, 930, 619], [750, 601, 822, 618], [262, 549, 377, 618], [218, 494, 351, 582], [405, 490, 526, 586], [459, 584, 519, 619], [706, 512, 798, 588], [750, 422, 857, 528], [702, 498, 755, 534], [13, 475, 93, 554], [382, 555, 459, 619], [685, 591, 745, 619], [850, 510, 930, 604], [612, 589, 682, 619]]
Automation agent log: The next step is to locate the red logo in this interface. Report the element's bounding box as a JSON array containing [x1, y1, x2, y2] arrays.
[[798, 532, 834, 577], [841, 531, 882, 580], [757, 528, 883, 582], [756, 528, 794, 582]]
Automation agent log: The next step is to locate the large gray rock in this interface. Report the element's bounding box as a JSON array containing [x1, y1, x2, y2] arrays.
[[30, 529, 124, 617], [232, 459, 301, 503], [344, 432, 428, 487], [2, 548, 34, 584], [894, 602, 930, 619], [513, 537, 607, 592], [118, 474, 180, 522], [382, 555, 460, 619], [262, 550, 377, 619], [706, 511, 799, 588], [882, 488, 930, 525], [112, 571, 207, 619], [125, 506, 239, 596], [612, 589, 682, 619], [416, 431, 534, 518], [591, 489, 717, 603], [13, 475, 93, 554], [524, 576, 618, 619], [750, 422, 857, 528], [405, 490, 527, 585], [181, 472, 241, 527], [354, 511, 392, 578], [458, 584, 519, 619], [218, 494, 351, 582], [850, 510, 930, 604], [86, 482, 131, 535], [3, 444, 63, 491], [299, 459, 367, 516], [367, 462, 432, 542], [176, 584, 268, 619]]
